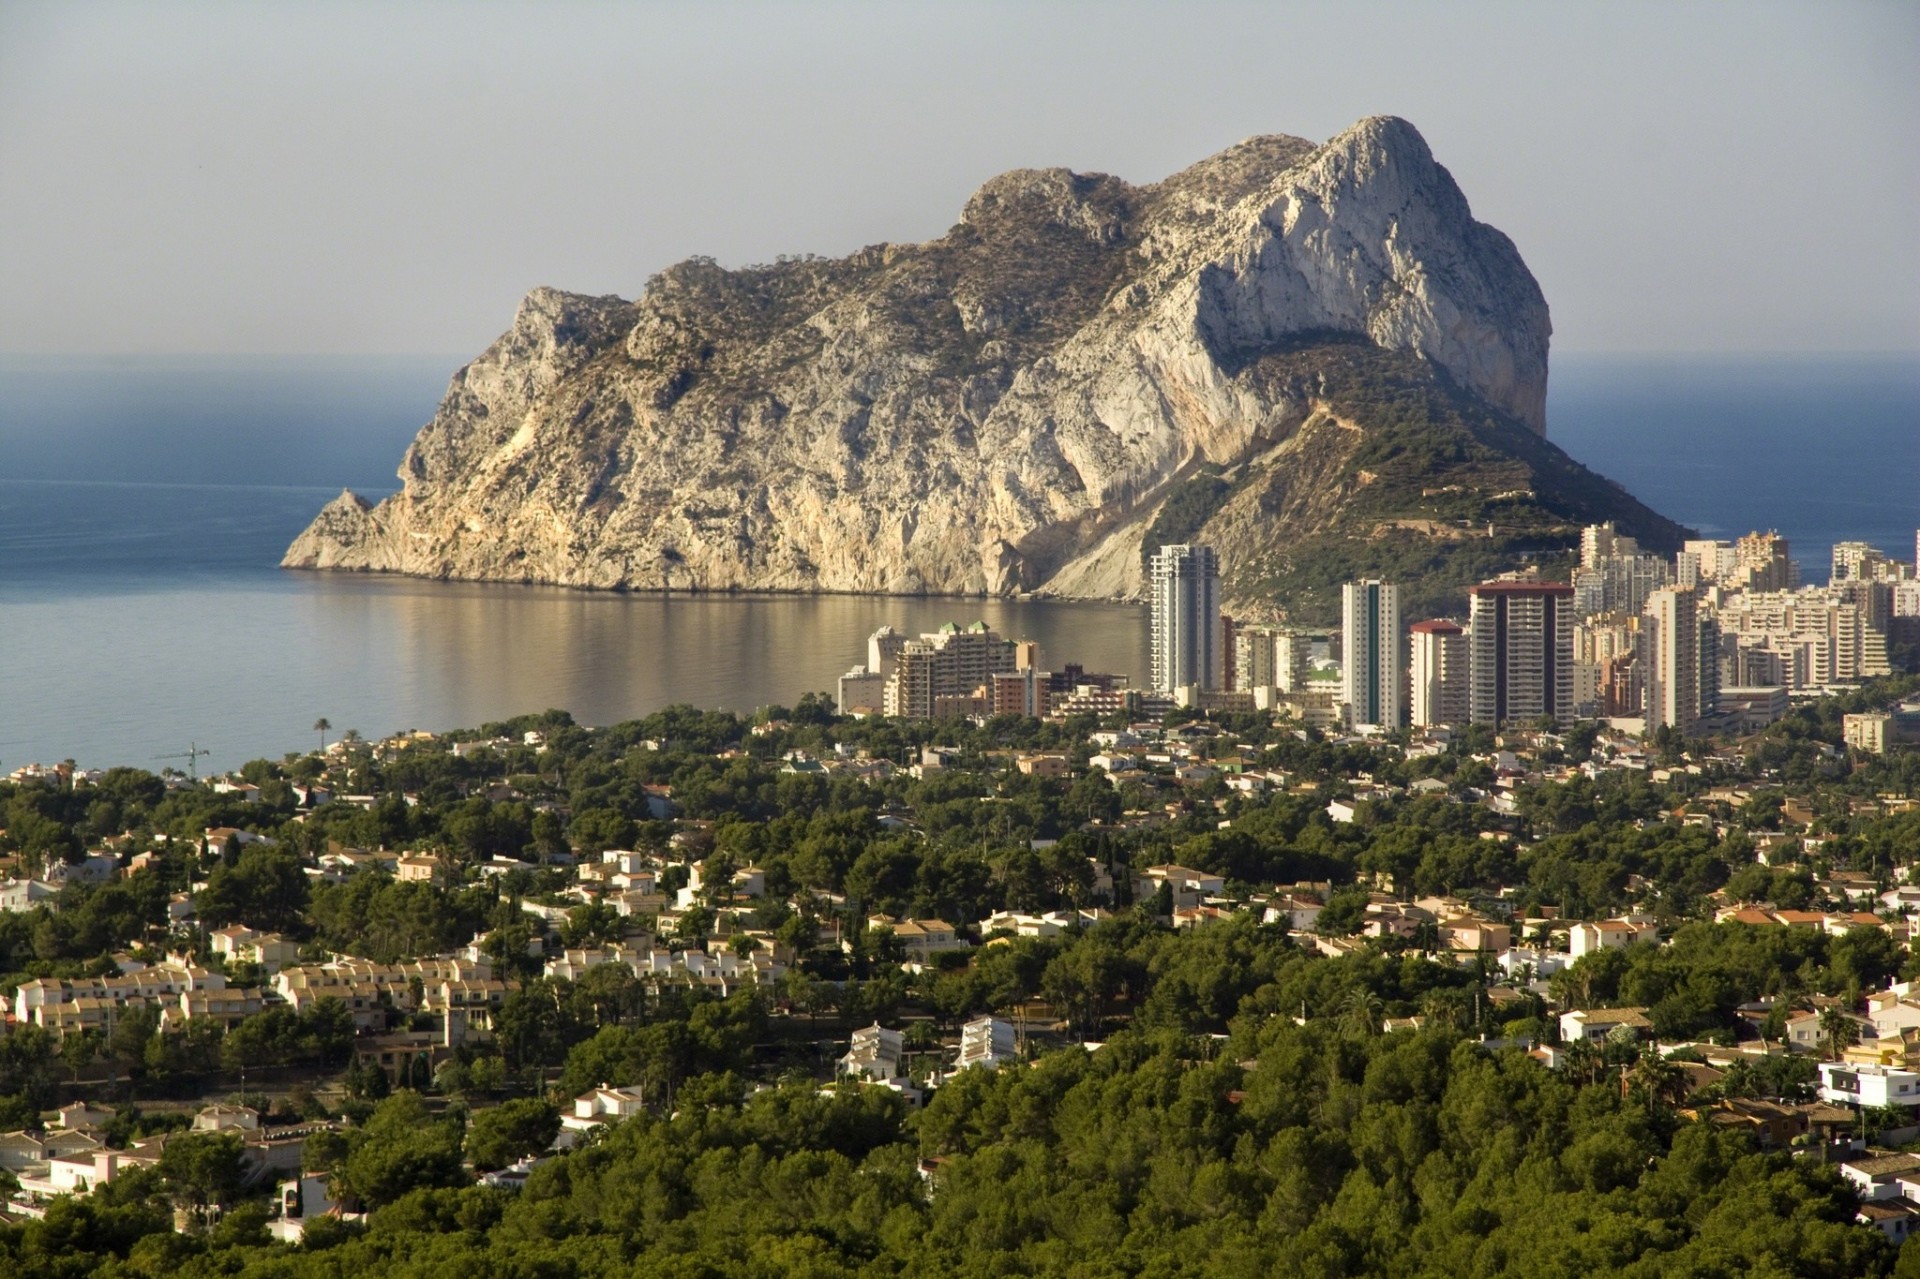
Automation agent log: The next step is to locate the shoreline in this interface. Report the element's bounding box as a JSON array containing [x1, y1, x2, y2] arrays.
[[275, 562, 1149, 608]]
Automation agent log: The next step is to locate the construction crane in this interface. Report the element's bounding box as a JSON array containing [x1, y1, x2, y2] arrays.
[[153, 742, 211, 781]]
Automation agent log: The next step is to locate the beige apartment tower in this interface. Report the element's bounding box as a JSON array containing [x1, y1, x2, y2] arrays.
[[1642, 586, 1700, 735], [1409, 619, 1470, 728]]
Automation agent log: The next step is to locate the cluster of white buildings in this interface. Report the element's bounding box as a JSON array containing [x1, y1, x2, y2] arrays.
[[12, 961, 259, 1038], [2, 1101, 326, 1225], [831, 527, 1915, 740], [1575, 524, 1916, 734], [1143, 543, 1608, 731], [836, 1014, 1021, 1102], [835, 622, 1132, 721], [1148, 524, 1917, 738]]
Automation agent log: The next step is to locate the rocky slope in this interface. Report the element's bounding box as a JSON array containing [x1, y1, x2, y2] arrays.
[[285, 115, 1683, 622]]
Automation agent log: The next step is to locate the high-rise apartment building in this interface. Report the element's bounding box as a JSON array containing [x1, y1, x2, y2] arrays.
[[1230, 625, 1312, 695], [1734, 530, 1794, 592], [1231, 625, 1274, 691], [1274, 631, 1313, 693], [988, 669, 1045, 717], [1341, 579, 1403, 728], [868, 626, 907, 685], [1581, 522, 1637, 569], [1832, 541, 1888, 583], [1468, 581, 1575, 725], [1642, 586, 1701, 735], [1698, 613, 1722, 724], [1409, 619, 1470, 728], [1574, 553, 1670, 619], [1679, 539, 1739, 588], [1713, 586, 1893, 688], [1149, 545, 1222, 693], [882, 622, 1017, 718]]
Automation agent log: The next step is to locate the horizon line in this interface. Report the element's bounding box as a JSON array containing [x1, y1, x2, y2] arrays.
[[2, 347, 1917, 362]]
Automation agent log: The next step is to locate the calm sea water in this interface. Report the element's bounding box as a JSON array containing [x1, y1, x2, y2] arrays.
[[1549, 353, 1917, 572], [0, 352, 1913, 772]]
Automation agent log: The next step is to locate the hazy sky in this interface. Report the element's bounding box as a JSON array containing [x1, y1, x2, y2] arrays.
[[1, 1, 1914, 357]]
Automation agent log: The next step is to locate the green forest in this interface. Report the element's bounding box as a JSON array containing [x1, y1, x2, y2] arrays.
[[0, 954, 1901, 1279]]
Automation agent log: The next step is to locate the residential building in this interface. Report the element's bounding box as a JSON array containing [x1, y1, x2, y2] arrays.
[[1134, 864, 1226, 911], [560, 1086, 648, 1137], [883, 622, 1018, 719], [1679, 538, 1739, 587], [836, 666, 886, 715], [1820, 1062, 1920, 1110], [1568, 918, 1659, 957], [1845, 710, 1920, 754], [988, 668, 1046, 717], [1833, 541, 1891, 583], [1559, 1007, 1653, 1043], [1581, 522, 1637, 568], [1408, 619, 1470, 728], [840, 1024, 906, 1082], [1715, 686, 1789, 730], [1149, 544, 1222, 693], [1643, 586, 1703, 735], [1341, 579, 1403, 729], [0, 879, 59, 913], [1231, 625, 1312, 695], [1734, 530, 1794, 592], [1468, 581, 1575, 725], [1574, 524, 1670, 618], [1840, 1152, 1920, 1203], [954, 1016, 1019, 1071]]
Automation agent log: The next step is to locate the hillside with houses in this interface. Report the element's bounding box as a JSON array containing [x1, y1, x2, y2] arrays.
[[0, 674, 1918, 1273]]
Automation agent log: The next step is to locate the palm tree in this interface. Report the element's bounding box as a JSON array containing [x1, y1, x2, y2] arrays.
[[1629, 1048, 1689, 1112], [1420, 989, 1460, 1030], [1819, 1006, 1860, 1060], [1343, 987, 1383, 1037], [1561, 1038, 1603, 1088], [313, 717, 332, 754]]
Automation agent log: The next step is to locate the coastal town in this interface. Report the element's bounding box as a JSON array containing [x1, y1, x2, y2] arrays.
[[0, 522, 1917, 1270]]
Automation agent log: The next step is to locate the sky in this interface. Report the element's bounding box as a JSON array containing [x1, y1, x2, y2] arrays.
[[0, 1, 1914, 358]]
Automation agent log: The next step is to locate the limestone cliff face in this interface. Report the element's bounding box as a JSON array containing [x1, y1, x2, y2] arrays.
[[287, 116, 1660, 614]]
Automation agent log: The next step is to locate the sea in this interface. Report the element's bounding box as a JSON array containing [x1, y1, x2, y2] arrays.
[[0, 352, 1914, 774]]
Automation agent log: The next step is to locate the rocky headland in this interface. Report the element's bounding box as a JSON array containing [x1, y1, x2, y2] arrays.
[[285, 116, 1684, 623]]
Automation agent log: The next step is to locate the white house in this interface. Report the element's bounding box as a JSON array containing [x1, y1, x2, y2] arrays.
[[0, 1131, 48, 1175], [1820, 1062, 1920, 1110], [560, 1086, 648, 1137], [1559, 1007, 1652, 1043], [1869, 990, 1920, 1038], [268, 1173, 339, 1243], [839, 1024, 905, 1082], [602, 849, 652, 876], [1567, 918, 1658, 958], [1840, 1152, 1920, 1202], [0, 880, 61, 913], [193, 1104, 260, 1132], [954, 1016, 1019, 1072], [1133, 865, 1225, 911], [1262, 893, 1323, 932], [1497, 946, 1568, 981]]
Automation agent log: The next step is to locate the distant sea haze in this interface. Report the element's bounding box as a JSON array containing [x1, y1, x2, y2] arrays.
[[0, 351, 1913, 772]]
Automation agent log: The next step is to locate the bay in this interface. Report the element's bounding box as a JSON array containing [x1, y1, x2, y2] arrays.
[[1, 569, 1150, 779]]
